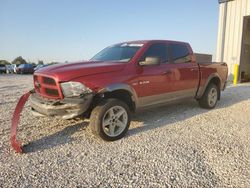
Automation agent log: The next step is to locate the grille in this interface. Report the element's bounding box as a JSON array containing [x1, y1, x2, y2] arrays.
[[43, 77, 56, 85], [33, 75, 61, 99], [45, 88, 59, 96]]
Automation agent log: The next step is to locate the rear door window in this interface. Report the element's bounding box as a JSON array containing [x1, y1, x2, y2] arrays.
[[170, 43, 191, 64]]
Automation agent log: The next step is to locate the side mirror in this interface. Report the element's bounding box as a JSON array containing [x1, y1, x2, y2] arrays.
[[139, 57, 160, 66]]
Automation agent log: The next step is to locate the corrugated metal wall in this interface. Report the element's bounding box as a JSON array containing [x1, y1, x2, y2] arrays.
[[216, 0, 250, 81]]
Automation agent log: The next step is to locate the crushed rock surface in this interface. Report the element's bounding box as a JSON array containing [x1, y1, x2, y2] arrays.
[[0, 75, 249, 187]]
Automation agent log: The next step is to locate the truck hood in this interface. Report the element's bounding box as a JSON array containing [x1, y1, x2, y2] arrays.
[[35, 61, 127, 81]]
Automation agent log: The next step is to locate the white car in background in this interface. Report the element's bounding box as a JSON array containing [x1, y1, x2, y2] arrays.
[[6, 64, 17, 74]]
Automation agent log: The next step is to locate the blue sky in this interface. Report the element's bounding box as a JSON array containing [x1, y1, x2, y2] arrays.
[[0, 0, 219, 63]]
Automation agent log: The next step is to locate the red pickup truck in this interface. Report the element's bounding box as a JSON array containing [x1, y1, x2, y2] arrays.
[[30, 40, 228, 141]]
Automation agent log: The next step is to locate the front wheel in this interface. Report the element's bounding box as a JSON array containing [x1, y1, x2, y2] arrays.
[[89, 98, 131, 141], [199, 83, 219, 109]]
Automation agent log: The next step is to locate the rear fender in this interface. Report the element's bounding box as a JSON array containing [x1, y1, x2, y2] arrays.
[[196, 73, 222, 99]]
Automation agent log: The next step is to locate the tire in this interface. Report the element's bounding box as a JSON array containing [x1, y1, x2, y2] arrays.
[[199, 83, 219, 109], [89, 98, 131, 141]]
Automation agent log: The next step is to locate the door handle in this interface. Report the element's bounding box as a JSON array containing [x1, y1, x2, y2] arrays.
[[163, 70, 172, 75], [190, 68, 197, 71]]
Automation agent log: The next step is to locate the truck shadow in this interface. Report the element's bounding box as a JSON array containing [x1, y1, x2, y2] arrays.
[[23, 122, 88, 153], [128, 84, 250, 137], [23, 84, 250, 153]]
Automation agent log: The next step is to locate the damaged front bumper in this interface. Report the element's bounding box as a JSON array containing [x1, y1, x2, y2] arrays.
[[11, 91, 94, 153], [29, 93, 94, 119]]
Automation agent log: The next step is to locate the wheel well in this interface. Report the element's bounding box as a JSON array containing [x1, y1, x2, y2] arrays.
[[83, 89, 135, 119], [209, 77, 221, 99], [103, 90, 135, 112]]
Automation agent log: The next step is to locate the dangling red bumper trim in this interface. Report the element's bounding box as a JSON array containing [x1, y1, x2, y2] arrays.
[[10, 90, 34, 153]]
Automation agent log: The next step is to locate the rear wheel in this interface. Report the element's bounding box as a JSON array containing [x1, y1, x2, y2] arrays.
[[89, 98, 131, 141], [199, 83, 219, 109]]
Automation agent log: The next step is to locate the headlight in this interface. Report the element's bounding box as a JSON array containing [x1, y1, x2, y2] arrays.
[[60, 82, 92, 97]]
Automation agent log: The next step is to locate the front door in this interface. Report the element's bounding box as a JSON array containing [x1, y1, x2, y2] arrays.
[[135, 43, 174, 107]]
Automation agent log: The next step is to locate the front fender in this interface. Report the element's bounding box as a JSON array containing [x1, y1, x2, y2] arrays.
[[98, 83, 139, 108]]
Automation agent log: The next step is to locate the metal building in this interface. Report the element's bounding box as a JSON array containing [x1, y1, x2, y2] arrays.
[[216, 0, 250, 83]]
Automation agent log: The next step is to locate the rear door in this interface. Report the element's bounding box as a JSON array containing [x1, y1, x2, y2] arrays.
[[168, 43, 199, 98]]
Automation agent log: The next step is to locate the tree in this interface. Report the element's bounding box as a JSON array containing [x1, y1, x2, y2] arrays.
[[0, 60, 10, 65], [38, 60, 44, 65], [12, 56, 27, 65], [49, 62, 59, 65]]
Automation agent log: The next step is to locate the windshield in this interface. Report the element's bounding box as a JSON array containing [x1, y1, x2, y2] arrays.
[[91, 43, 143, 62]]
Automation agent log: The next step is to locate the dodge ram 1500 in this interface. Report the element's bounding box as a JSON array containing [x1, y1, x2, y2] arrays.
[[30, 40, 228, 141]]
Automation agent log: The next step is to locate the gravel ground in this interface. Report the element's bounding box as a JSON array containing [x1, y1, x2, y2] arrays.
[[0, 75, 250, 187]]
